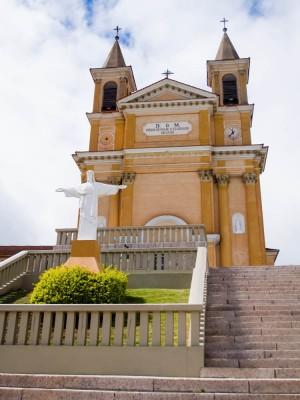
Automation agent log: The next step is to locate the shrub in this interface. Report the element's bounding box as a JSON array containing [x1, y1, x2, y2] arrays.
[[30, 265, 128, 304]]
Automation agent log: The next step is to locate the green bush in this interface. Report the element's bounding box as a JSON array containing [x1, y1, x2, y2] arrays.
[[30, 265, 128, 304]]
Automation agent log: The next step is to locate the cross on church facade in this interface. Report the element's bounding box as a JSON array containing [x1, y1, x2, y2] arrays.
[[220, 17, 229, 32], [162, 69, 174, 79], [114, 25, 121, 40]]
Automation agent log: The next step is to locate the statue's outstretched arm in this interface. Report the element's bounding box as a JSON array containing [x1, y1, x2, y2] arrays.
[[55, 187, 81, 198], [95, 182, 127, 197]]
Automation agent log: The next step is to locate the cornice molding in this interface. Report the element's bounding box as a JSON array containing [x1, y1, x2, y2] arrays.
[[73, 144, 268, 172], [118, 78, 217, 104], [119, 100, 215, 114]]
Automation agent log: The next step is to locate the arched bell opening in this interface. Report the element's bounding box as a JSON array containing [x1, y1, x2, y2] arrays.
[[102, 81, 118, 111], [222, 74, 238, 105]]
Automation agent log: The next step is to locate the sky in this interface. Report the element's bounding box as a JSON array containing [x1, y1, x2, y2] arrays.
[[0, 0, 299, 265]]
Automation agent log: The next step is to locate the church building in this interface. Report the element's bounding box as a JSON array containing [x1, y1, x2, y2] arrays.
[[72, 26, 278, 268]]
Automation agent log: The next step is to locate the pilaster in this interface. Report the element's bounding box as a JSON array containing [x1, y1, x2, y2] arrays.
[[214, 114, 224, 146], [199, 110, 210, 145], [124, 115, 136, 148], [198, 169, 214, 233], [92, 79, 102, 113], [89, 121, 100, 151], [115, 119, 125, 150], [241, 112, 251, 145], [216, 174, 232, 267], [243, 172, 266, 265], [108, 176, 122, 227], [238, 70, 248, 105], [119, 172, 136, 226]]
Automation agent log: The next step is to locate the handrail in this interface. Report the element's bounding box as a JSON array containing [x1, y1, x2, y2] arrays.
[[0, 303, 202, 312], [188, 247, 208, 305], [0, 250, 29, 270]]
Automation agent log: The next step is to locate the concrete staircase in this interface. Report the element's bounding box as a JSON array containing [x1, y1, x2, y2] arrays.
[[2, 266, 300, 399], [203, 265, 300, 398], [2, 371, 300, 399]]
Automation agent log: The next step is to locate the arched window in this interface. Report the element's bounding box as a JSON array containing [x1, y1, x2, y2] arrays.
[[222, 74, 238, 105], [102, 81, 117, 111]]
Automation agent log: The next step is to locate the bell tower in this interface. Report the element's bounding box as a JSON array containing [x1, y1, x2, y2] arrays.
[[207, 22, 252, 146], [88, 27, 136, 152]]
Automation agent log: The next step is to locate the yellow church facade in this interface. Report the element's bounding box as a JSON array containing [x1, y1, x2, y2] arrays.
[[73, 28, 278, 268]]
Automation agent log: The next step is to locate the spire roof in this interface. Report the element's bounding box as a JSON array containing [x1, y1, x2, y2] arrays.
[[103, 38, 126, 68], [215, 32, 239, 61]]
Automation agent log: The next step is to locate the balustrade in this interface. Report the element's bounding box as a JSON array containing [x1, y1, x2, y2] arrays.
[[55, 225, 206, 249], [0, 304, 202, 347]]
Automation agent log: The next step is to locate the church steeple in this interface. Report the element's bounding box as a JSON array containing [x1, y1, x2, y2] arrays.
[[103, 38, 126, 68], [215, 32, 239, 61], [207, 21, 249, 106]]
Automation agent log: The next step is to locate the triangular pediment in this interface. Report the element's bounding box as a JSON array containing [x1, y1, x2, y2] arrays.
[[118, 78, 217, 105]]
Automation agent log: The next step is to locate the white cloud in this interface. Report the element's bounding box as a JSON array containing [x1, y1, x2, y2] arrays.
[[0, 0, 299, 265]]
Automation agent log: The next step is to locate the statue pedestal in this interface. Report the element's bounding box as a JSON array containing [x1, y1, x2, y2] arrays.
[[64, 240, 101, 273]]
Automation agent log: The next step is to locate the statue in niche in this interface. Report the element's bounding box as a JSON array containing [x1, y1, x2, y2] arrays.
[[232, 213, 245, 234], [56, 170, 126, 240]]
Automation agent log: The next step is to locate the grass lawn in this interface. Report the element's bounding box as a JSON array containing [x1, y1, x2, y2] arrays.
[[0, 288, 189, 304]]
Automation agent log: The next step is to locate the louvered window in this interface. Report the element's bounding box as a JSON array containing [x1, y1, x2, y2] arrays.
[[102, 82, 117, 111], [222, 74, 238, 105]]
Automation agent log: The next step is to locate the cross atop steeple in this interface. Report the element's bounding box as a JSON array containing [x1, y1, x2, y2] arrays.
[[162, 69, 174, 79], [220, 17, 229, 32], [114, 25, 121, 40]]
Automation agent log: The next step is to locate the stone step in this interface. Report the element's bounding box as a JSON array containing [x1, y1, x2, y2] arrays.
[[206, 342, 300, 352], [239, 359, 300, 368], [205, 342, 277, 351], [206, 310, 300, 318], [206, 327, 300, 336], [207, 278, 300, 288], [208, 289, 300, 295], [208, 292, 300, 298], [234, 310, 300, 317], [205, 358, 300, 368], [206, 321, 300, 330], [206, 350, 265, 359], [208, 305, 300, 312], [200, 368, 276, 379], [214, 395, 300, 399], [0, 387, 213, 399], [4, 375, 300, 397], [206, 335, 300, 344], [206, 350, 300, 360], [200, 367, 300, 379], [207, 315, 300, 322]]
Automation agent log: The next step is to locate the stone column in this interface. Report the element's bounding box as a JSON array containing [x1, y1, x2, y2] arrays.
[[119, 172, 136, 226], [198, 169, 214, 233], [216, 174, 232, 267], [243, 172, 266, 265]]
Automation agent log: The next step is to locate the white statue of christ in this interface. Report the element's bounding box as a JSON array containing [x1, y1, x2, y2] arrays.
[[56, 170, 126, 240]]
